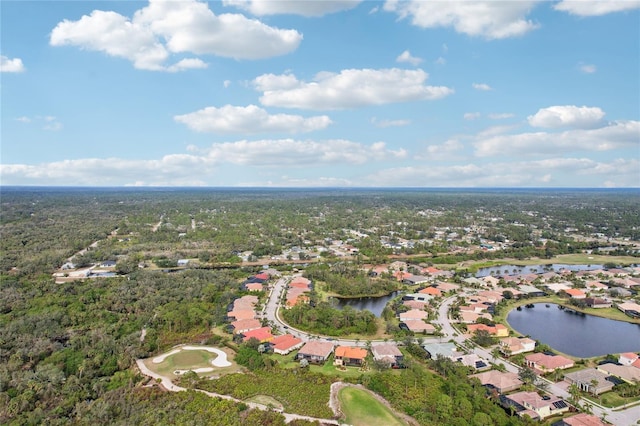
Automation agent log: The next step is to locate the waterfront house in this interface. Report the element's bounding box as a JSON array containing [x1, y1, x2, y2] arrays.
[[596, 363, 640, 384], [467, 323, 508, 337], [619, 352, 639, 366], [499, 337, 536, 355]]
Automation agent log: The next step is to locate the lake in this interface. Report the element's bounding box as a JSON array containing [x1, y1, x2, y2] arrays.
[[333, 291, 399, 317], [506, 303, 640, 358]]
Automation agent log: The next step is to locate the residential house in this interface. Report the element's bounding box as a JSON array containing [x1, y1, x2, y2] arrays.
[[403, 300, 428, 310], [596, 363, 640, 384], [269, 334, 303, 355], [482, 276, 500, 287], [618, 352, 639, 366], [402, 320, 436, 334], [467, 323, 508, 337], [499, 337, 536, 355], [553, 413, 608, 426], [525, 353, 574, 373], [402, 274, 430, 285], [423, 342, 457, 359], [241, 327, 274, 343], [502, 391, 569, 420], [398, 309, 428, 322], [452, 352, 490, 371], [371, 343, 403, 368], [518, 285, 546, 297], [470, 370, 523, 393], [565, 288, 586, 299], [546, 283, 572, 294], [296, 341, 334, 364], [459, 311, 493, 324], [227, 309, 256, 321], [230, 318, 262, 334], [334, 346, 368, 367], [584, 297, 612, 308], [563, 369, 614, 395], [617, 302, 640, 318], [418, 287, 442, 297], [435, 282, 460, 292], [244, 282, 264, 292]]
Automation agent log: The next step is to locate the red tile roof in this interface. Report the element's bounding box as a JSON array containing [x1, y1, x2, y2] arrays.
[[335, 346, 368, 360]]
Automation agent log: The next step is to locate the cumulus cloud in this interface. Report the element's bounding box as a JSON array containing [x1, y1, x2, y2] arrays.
[[474, 120, 639, 157], [528, 105, 605, 128], [174, 104, 332, 134], [254, 68, 453, 110], [579, 63, 597, 73], [371, 117, 411, 128], [0, 55, 26, 72], [50, 0, 302, 71], [383, 0, 541, 39], [222, 0, 362, 16], [396, 50, 423, 65], [472, 82, 493, 91], [554, 0, 640, 16]]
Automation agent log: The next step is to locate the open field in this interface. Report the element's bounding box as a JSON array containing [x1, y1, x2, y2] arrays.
[[338, 386, 407, 426], [145, 345, 240, 379]]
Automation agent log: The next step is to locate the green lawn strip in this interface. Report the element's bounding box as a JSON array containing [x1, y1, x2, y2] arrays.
[[584, 392, 640, 409], [338, 386, 406, 426]]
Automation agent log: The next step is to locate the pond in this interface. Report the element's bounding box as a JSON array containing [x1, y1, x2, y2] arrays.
[[333, 291, 399, 317], [475, 263, 604, 277], [506, 303, 640, 358]]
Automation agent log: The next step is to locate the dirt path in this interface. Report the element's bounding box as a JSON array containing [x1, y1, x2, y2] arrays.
[[136, 358, 340, 425]]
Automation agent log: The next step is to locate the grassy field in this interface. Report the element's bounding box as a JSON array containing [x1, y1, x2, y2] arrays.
[[338, 386, 407, 426], [146, 347, 240, 379]]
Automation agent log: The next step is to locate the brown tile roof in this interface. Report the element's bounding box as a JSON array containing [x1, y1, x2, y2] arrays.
[[335, 346, 368, 360], [298, 341, 334, 358]]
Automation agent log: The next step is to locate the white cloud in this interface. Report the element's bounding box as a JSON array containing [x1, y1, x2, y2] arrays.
[[472, 82, 492, 91], [554, 0, 640, 16], [528, 105, 605, 128], [383, 0, 541, 39], [254, 68, 453, 110], [464, 112, 481, 120], [15, 116, 31, 123], [364, 157, 639, 187], [199, 139, 407, 165], [435, 56, 446, 65], [12, 115, 63, 130], [425, 139, 464, 156], [223, 80, 231, 88], [579, 63, 597, 73], [488, 112, 515, 120], [0, 55, 26, 72], [0, 139, 408, 185], [222, 0, 362, 16], [174, 104, 332, 134], [474, 120, 639, 157], [396, 50, 423, 65], [50, 0, 302, 71], [371, 117, 411, 128]]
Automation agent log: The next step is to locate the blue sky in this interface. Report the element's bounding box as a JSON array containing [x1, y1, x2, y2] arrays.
[[1, 0, 639, 187]]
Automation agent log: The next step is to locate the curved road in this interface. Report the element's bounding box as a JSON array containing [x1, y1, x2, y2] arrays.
[[265, 280, 640, 425]]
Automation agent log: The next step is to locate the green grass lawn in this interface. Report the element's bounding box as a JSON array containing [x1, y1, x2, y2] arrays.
[[338, 386, 407, 426]]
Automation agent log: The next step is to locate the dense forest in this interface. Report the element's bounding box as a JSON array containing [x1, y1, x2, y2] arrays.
[[1, 187, 638, 424]]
